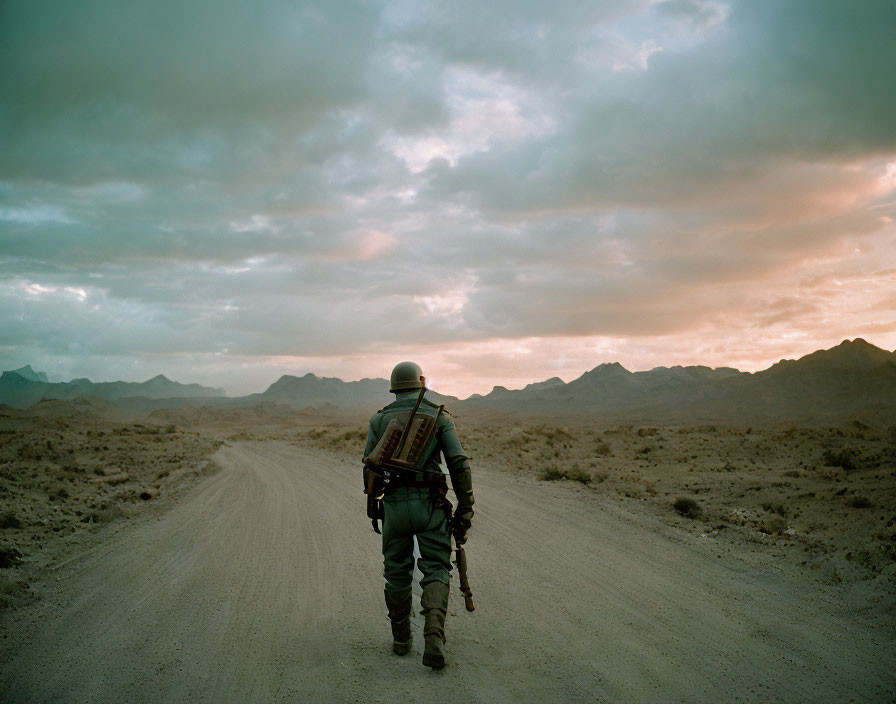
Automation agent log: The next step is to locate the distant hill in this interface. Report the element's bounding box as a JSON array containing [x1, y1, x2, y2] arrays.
[[0, 371, 226, 410], [242, 373, 458, 412], [762, 337, 894, 374], [459, 339, 896, 427], [4, 365, 50, 383], [0, 366, 457, 414]]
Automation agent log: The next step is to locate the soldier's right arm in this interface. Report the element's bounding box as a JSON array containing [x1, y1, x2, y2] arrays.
[[438, 413, 474, 539], [447, 454, 474, 545], [447, 453, 474, 506]]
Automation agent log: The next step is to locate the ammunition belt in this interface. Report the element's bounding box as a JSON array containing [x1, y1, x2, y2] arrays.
[[376, 465, 447, 493]]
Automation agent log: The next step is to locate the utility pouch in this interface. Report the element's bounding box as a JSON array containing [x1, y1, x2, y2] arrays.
[[364, 406, 443, 473], [365, 463, 385, 533]]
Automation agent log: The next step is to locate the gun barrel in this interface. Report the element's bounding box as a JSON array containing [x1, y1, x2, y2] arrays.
[[455, 546, 475, 612]]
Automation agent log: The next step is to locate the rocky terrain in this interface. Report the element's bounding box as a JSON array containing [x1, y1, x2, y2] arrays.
[[3, 389, 895, 615], [294, 411, 896, 597], [0, 394, 893, 701], [0, 401, 222, 607]]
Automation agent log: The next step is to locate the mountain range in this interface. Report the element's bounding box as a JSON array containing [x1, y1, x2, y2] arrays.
[[6, 365, 50, 383], [2, 339, 894, 426], [239, 372, 456, 410], [0, 371, 225, 410], [463, 338, 896, 426]]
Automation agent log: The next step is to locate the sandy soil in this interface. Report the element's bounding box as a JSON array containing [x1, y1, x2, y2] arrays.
[[2, 436, 894, 703], [297, 413, 896, 589], [0, 405, 222, 607]]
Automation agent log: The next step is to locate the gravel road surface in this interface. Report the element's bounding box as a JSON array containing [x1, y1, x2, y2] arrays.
[[2, 441, 893, 703]]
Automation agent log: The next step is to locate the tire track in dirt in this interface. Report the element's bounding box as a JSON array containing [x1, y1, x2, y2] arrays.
[[1, 441, 893, 703]]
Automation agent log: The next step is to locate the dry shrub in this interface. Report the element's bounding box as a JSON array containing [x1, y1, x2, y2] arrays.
[[84, 504, 127, 525], [0, 573, 31, 609], [228, 431, 257, 441], [540, 467, 565, 481], [761, 501, 788, 517], [0, 511, 21, 529], [757, 515, 787, 535], [539, 465, 592, 484], [673, 497, 701, 518], [0, 546, 23, 568], [849, 495, 872, 509], [348, 428, 367, 442], [566, 467, 592, 484], [821, 447, 857, 471]]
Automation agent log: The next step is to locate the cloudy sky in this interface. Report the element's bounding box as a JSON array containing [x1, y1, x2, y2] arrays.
[[2, 0, 895, 398]]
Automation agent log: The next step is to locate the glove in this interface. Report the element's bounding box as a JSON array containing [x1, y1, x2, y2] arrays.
[[452, 509, 473, 545]]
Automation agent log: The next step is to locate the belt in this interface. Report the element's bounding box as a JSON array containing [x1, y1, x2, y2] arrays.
[[401, 477, 444, 488], [380, 467, 447, 491]]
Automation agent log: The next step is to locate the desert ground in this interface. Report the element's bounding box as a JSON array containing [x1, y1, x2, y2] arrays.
[[1, 401, 894, 702]]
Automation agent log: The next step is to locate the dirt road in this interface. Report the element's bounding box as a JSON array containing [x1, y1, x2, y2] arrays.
[[2, 441, 893, 703]]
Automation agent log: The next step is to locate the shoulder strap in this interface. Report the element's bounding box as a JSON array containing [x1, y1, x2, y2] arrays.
[[392, 385, 426, 459]]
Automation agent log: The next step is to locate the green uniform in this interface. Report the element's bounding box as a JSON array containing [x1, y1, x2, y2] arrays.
[[364, 374, 474, 668], [363, 391, 468, 592]]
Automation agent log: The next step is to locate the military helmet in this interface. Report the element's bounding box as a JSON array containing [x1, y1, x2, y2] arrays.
[[390, 361, 425, 393]]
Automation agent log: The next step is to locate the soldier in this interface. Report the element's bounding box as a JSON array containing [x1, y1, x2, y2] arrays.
[[362, 361, 475, 669]]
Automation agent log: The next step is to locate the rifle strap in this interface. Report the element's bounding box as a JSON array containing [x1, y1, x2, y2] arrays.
[[393, 385, 427, 459]]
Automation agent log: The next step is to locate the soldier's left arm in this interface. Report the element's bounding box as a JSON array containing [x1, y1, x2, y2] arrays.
[[437, 413, 474, 519], [362, 418, 378, 494]]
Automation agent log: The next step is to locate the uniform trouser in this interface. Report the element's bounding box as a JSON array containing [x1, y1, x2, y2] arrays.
[[382, 486, 452, 592]]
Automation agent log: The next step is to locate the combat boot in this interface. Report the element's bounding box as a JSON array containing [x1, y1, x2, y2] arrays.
[[420, 580, 450, 669], [384, 589, 413, 655]]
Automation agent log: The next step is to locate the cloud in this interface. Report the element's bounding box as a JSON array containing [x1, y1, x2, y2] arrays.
[[424, 1, 896, 216], [0, 205, 74, 225], [1, 0, 894, 392]]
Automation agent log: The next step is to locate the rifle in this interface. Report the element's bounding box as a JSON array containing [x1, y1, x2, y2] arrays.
[[453, 536, 475, 612]]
